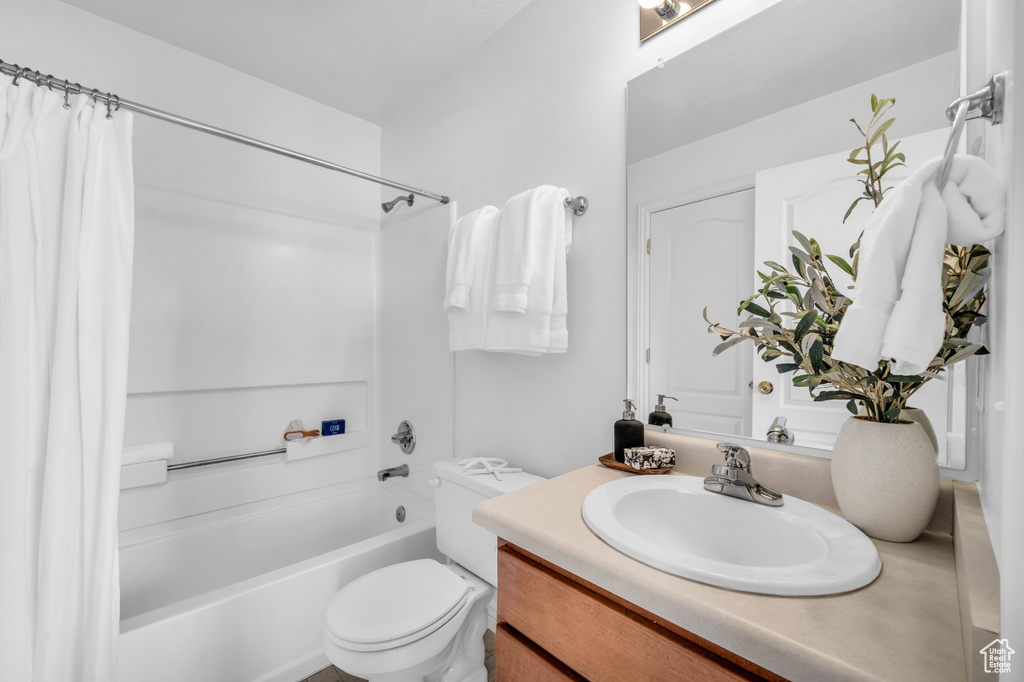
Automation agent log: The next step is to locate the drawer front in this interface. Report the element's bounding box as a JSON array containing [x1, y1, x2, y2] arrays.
[[497, 624, 583, 681], [498, 545, 754, 682]]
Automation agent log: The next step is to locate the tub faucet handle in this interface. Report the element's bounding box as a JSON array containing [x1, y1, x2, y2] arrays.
[[390, 420, 416, 454]]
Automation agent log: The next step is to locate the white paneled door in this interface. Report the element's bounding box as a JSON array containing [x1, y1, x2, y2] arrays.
[[649, 190, 754, 436], [753, 129, 950, 452]]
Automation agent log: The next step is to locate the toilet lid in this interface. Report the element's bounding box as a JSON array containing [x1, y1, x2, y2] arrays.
[[326, 559, 469, 648]]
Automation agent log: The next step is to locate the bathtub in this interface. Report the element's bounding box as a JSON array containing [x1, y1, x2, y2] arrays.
[[118, 479, 441, 682]]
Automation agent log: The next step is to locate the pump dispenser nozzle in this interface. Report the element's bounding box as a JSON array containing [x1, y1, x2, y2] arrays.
[[649, 395, 678, 427], [655, 394, 677, 411], [622, 399, 636, 419]]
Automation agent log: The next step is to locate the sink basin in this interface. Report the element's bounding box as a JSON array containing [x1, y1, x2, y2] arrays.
[[581, 475, 880, 596]]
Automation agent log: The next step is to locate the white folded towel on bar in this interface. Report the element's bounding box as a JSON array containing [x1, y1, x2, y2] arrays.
[[485, 185, 573, 354], [832, 154, 1004, 374], [122, 440, 175, 466], [446, 205, 500, 350]]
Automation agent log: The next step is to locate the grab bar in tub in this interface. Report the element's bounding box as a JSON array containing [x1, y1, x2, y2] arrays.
[[166, 447, 287, 471]]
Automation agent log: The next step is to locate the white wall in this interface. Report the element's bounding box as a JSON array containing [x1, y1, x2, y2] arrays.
[[0, 0, 384, 527], [379, 203, 456, 509], [970, 0, 1024, 649], [377, 0, 826, 480]]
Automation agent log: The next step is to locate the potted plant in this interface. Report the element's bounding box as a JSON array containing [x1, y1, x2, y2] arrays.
[[703, 96, 991, 541]]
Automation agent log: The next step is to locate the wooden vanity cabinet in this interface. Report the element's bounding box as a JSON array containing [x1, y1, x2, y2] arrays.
[[496, 542, 783, 682]]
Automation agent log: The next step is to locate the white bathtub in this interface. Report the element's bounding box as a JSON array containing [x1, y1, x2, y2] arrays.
[[118, 479, 441, 682]]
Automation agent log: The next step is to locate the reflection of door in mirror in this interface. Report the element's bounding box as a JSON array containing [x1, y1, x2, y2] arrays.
[[649, 190, 754, 436], [751, 128, 950, 452]]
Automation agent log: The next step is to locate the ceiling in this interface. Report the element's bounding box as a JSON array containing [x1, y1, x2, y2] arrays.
[[61, 0, 536, 125]]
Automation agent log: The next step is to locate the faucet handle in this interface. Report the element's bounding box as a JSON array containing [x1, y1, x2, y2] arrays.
[[716, 443, 750, 469]]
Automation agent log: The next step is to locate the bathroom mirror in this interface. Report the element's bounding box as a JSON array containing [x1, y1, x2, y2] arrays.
[[626, 0, 973, 468]]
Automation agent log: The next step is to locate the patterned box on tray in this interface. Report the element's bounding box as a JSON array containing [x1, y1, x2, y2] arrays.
[[622, 446, 675, 470]]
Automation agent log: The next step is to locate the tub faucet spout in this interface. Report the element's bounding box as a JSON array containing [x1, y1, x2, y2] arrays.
[[377, 464, 410, 481]]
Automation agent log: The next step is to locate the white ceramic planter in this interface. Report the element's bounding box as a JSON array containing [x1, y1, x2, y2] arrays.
[[830, 416, 939, 543], [899, 407, 939, 453]]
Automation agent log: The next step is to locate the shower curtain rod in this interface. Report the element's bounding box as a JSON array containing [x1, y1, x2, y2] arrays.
[[0, 59, 451, 205]]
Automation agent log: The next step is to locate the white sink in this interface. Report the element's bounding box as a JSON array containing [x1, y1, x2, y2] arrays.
[[581, 475, 881, 596]]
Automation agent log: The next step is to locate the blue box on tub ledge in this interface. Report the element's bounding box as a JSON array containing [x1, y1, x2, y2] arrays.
[[322, 419, 346, 436]]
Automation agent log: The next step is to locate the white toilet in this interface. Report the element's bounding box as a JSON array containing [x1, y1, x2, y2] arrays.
[[324, 460, 544, 682]]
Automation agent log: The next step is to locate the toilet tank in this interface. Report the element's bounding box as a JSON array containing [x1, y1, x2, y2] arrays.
[[432, 460, 545, 586]]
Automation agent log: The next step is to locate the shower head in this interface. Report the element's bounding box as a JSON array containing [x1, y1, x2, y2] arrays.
[[382, 193, 415, 213]]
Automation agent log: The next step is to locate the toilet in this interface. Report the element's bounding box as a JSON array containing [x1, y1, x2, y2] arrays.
[[324, 460, 544, 682]]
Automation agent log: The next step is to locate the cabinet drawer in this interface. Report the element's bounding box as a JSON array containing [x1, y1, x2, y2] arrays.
[[498, 545, 756, 682], [497, 624, 584, 681]]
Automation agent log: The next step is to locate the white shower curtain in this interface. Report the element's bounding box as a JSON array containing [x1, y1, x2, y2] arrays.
[[0, 74, 134, 681]]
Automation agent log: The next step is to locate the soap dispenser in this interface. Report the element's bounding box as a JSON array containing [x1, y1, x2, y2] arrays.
[[648, 395, 677, 427], [614, 399, 645, 462]]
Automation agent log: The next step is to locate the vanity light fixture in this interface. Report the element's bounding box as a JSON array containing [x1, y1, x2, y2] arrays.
[[638, 0, 688, 20], [638, 0, 719, 42]]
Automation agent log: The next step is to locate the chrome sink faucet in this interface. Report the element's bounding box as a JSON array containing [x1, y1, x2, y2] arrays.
[[377, 464, 410, 481], [703, 443, 784, 507], [766, 416, 793, 444]]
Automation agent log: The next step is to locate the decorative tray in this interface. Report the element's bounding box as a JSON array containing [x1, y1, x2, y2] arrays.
[[598, 452, 673, 475]]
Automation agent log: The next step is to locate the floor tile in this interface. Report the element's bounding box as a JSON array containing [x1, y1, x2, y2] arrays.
[[303, 666, 341, 682], [333, 667, 368, 682], [304, 629, 495, 682]]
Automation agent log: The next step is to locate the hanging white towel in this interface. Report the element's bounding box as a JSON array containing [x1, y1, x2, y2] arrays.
[[444, 205, 498, 314], [485, 186, 572, 354], [447, 206, 500, 350], [832, 154, 1004, 374]]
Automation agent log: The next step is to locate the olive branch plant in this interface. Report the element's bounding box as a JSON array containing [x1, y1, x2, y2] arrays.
[[702, 96, 990, 423]]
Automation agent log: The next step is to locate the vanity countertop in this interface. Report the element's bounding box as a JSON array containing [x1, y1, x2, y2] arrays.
[[473, 462, 966, 682]]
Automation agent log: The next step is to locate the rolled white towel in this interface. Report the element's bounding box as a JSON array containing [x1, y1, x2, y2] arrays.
[[833, 154, 1004, 372], [122, 441, 174, 466]]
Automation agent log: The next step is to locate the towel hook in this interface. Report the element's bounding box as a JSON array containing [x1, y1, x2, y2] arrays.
[[936, 99, 968, 192], [936, 73, 1006, 191]]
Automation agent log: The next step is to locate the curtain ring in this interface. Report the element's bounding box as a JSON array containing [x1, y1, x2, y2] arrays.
[[112, 94, 121, 112], [43, 74, 56, 92], [62, 81, 71, 109], [105, 92, 114, 119], [11, 65, 22, 85]]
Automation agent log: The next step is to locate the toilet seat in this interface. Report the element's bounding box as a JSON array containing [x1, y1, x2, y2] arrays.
[[325, 559, 470, 652]]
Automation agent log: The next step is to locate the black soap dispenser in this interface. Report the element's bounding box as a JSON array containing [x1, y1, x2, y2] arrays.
[[614, 399, 644, 462], [648, 394, 677, 427]]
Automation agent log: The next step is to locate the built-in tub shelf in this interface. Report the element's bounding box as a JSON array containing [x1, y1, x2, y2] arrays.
[[286, 429, 369, 462]]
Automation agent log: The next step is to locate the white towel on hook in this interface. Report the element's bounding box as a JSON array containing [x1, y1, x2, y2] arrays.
[[446, 206, 499, 350], [485, 186, 572, 354], [832, 154, 1004, 374]]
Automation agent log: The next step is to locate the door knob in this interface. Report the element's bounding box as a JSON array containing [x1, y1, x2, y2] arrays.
[[758, 381, 774, 394]]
